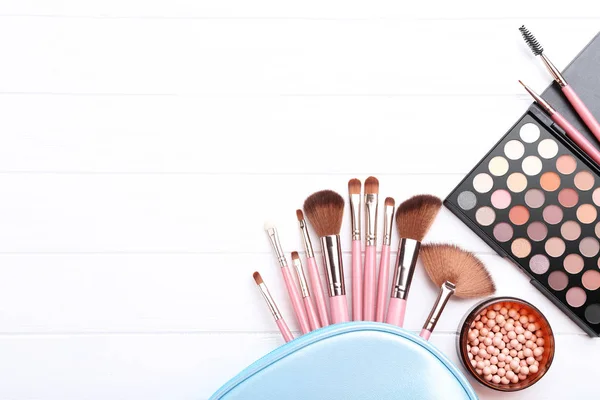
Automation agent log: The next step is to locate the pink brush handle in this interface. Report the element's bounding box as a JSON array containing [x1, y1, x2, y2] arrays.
[[375, 244, 391, 322], [276, 319, 294, 342], [419, 329, 432, 341], [329, 295, 349, 324], [386, 297, 406, 327], [281, 266, 310, 334], [303, 296, 321, 331], [363, 245, 377, 321], [551, 111, 600, 165], [562, 85, 600, 142], [306, 256, 330, 326], [351, 240, 362, 321]]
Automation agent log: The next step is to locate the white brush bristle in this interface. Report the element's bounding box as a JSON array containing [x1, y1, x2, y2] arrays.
[[263, 221, 277, 231]]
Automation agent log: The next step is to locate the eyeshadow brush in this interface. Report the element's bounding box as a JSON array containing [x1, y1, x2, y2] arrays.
[[519, 25, 600, 142], [291, 251, 322, 331], [253, 272, 294, 343], [265, 222, 311, 334], [375, 197, 395, 322], [419, 244, 495, 340], [304, 190, 349, 324], [348, 179, 363, 321], [296, 209, 330, 326], [519, 80, 600, 165], [363, 176, 379, 321], [386, 195, 442, 327]]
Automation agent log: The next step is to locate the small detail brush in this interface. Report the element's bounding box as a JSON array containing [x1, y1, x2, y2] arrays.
[[363, 176, 379, 321], [265, 222, 311, 334], [419, 244, 496, 340], [304, 190, 349, 324], [519, 25, 600, 142], [387, 195, 442, 327], [291, 251, 321, 331], [519, 80, 600, 165], [253, 272, 294, 343], [348, 178, 363, 321], [375, 197, 395, 322], [296, 209, 330, 326]]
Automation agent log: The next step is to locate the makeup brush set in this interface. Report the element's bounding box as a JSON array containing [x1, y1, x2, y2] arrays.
[[211, 28, 600, 398]]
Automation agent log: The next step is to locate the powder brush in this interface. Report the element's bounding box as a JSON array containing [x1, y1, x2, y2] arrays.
[[419, 244, 495, 340], [303, 190, 349, 324], [386, 195, 442, 327]]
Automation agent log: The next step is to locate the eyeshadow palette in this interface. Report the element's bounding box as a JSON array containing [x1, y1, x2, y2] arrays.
[[446, 109, 600, 336]]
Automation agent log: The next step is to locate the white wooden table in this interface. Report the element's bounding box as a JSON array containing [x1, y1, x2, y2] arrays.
[[0, 1, 599, 399]]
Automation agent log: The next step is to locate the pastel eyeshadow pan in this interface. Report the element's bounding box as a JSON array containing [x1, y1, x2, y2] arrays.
[[447, 114, 600, 334]]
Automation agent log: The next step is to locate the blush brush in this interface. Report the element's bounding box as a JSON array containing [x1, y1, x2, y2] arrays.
[[419, 244, 496, 340], [519, 25, 600, 142], [303, 190, 349, 324], [348, 178, 363, 321], [296, 209, 330, 326], [386, 195, 442, 327]]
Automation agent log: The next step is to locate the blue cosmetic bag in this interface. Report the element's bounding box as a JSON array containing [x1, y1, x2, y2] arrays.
[[210, 322, 478, 399]]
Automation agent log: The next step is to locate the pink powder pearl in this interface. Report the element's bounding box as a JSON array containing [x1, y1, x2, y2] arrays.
[[527, 323, 536, 332], [483, 366, 491, 375], [468, 331, 478, 341], [475, 315, 481, 321], [493, 348, 500, 356], [533, 347, 544, 357], [492, 325, 500, 333], [487, 310, 497, 319], [501, 348, 509, 355], [508, 309, 517, 318], [500, 328, 507, 335], [479, 343, 485, 349], [526, 357, 535, 365], [492, 337, 502, 347], [536, 338, 545, 346], [521, 366, 530, 375], [497, 368, 506, 377], [524, 330, 533, 339], [492, 375, 501, 384], [530, 364, 539, 374], [509, 350, 517, 358], [534, 323, 541, 331], [523, 348, 533, 358], [516, 343, 523, 351], [505, 355, 512, 363], [487, 319, 496, 328], [475, 356, 482, 362], [484, 360, 491, 367], [501, 377, 510, 385], [498, 361, 506, 368], [477, 361, 485, 369], [510, 339, 519, 348], [497, 341, 506, 350], [487, 332, 494, 339], [507, 331, 516, 340], [468, 352, 473, 360], [520, 360, 527, 367], [518, 374, 527, 381], [470, 359, 477, 368], [485, 374, 493, 382], [490, 365, 498, 374], [478, 349, 487, 358], [484, 337, 492, 346], [475, 321, 484, 330], [493, 303, 502, 311], [503, 336, 510, 344], [472, 338, 479, 346], [511, 375, 520, 384], [470, 346, 479, 355], [505, 323, 514, 332], [515, 326, 525, 335], [497, 353, 506, 362], [476, 368, 482, 375], [487, 345, 495, 354], [525, 340, 535, 349], [519, 315, 529, 325], [531, 335, 538, 342], [490, 356, 498, 365], [510, 359, 520, 370], [481, 316, 488, 324], [496, 315, 505, 324], [505, 370, 515, 380], [480, 328, 489, 336], [517, 334, 525, 343], [517, 351, 524, 359]]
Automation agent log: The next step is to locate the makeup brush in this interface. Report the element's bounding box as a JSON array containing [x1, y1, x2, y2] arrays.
[[386, 195, 442, 327], [291, 251, 321, 331], [348, 178, 363, 321], [375, 197, 395, 322], [419, 244, 495, 340], [303, 190, 349, 324], [296, 209, 330, 326], [519, 25, 600, 142], [253, 272, 294, 343], [363, 176, 379, 321], [264, 222, 311, 334], [519, 80, 600, 165]]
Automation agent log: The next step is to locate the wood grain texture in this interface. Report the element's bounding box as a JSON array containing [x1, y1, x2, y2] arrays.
[[0, 1, 598, 398]]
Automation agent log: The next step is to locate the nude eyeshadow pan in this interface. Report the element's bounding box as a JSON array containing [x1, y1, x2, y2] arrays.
[[446, 111, 600, 337]]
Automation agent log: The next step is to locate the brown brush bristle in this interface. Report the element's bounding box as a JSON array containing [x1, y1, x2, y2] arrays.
[[253, 271, 263, 285], [296, 209, 304, 221], [303, 190, 345, 237], [420, 244, 495, 298], [396, 194, 442, 241], [291, 251, 299, 260], [348, 178, 361, 195], [364, 176, 379, 194], [385, 197, 395, 207]]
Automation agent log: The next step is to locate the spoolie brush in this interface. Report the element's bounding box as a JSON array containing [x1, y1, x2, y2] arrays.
[[296, 209, 330, 326], [253, 272, 294, 342], [419, 244, 495, 340], [386, 195, 442, 327], [519, 25, 600, 141], [304, 190, 349, 324], [348, 178, 363, 321]]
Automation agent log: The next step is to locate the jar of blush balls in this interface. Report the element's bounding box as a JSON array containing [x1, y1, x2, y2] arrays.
[[458, 297, 555, 391]]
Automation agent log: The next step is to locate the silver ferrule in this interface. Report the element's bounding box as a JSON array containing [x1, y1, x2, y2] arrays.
[[540, 53, 567, 87], [390, 238, 420, 300], [292, 256, 310, 298], [382, 204, 395, 246], [349, 193, 361, 241], [364, 193, 378, 246], [257, 282, 283, 320], [320, 235, 346, 297], [266, 227, 287, 267], [422, 281, 456, 333], [298, 219, 315, 258]]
